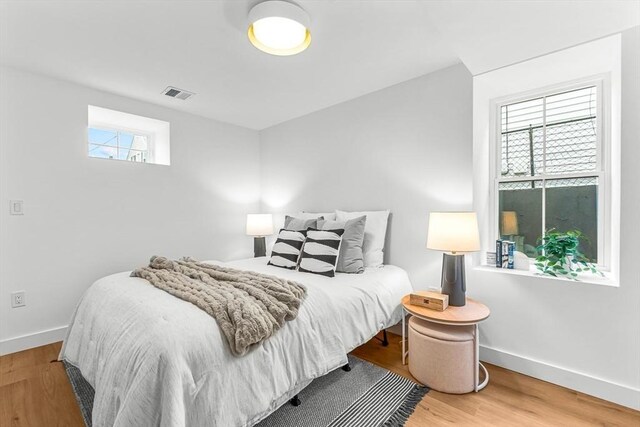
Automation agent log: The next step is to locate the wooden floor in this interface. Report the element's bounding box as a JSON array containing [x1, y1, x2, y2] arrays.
[[352, 333, 640, 426], [1, 335, 638, 426], [1, 342, 84, 427]]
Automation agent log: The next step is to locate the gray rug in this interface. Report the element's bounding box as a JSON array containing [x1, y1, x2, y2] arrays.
[[64, 355, 427, 427]]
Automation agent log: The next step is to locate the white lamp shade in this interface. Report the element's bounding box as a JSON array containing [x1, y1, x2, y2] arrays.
[[246, 214, 274, 236], [426, 212, 481, 253], [501, 211, 519, 235]]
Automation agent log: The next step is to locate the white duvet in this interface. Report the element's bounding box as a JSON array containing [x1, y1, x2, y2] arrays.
[[60, 258, 413, 427]]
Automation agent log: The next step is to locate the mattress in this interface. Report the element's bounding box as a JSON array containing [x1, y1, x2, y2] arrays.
[[59, 257, 413, 427]]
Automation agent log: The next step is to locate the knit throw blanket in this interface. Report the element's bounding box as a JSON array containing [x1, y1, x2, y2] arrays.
[[130, 256, 306, 357]]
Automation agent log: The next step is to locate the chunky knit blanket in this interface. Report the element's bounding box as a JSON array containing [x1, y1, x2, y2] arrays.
[[130, 256, 306, 356]]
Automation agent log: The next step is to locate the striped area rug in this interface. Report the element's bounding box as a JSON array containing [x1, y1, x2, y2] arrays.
[[65, 355, 428, 427], [257, 355, 427, 427], [328, 371, 425, 426]]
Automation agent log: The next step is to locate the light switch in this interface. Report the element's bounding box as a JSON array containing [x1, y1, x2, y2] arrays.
[[10, 200, 23, 215]]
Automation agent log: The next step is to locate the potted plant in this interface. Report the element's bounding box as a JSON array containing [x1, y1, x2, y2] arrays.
[[535, 229, 602, 280]]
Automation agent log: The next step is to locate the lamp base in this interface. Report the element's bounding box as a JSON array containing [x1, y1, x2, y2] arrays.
[[441, 253, 466, 307], [254, 237, 266, 258]]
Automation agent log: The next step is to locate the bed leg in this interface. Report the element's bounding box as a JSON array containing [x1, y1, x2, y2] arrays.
[[341, 363, 351, 372], [374, 329, 389, 347], [290, 394, 301, 406]]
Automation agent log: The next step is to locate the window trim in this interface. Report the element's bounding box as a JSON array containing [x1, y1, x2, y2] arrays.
[[488, 74, 612, 271]]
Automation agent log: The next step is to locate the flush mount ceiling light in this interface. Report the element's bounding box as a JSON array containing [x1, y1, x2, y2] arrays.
[[248, 1, 311, 56]]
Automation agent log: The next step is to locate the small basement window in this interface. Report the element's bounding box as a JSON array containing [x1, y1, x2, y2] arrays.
[[87, 105, 170, 165]]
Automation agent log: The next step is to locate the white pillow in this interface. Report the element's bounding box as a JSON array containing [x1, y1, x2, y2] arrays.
[[297, 211, 337, 221], [335, 210, 390, 268]]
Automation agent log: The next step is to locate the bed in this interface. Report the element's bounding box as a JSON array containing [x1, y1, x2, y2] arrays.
[[60, 257, 413, 427]]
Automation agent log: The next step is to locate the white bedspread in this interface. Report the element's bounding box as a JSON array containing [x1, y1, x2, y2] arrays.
[[60, 258, 413, 427]]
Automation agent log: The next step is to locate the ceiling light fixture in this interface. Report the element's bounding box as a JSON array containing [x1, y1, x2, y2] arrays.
[[248, 1, 311, 56]]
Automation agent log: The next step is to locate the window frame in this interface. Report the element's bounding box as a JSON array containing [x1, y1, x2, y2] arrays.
[[488, 74, 612, 271], [87, 124, 155, 163]]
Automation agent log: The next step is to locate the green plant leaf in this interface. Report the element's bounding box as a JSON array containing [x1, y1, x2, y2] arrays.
[[537, 229, 603, 278]]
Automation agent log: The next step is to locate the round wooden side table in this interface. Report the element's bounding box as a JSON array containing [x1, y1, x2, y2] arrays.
[[401, 295, 491, 392]]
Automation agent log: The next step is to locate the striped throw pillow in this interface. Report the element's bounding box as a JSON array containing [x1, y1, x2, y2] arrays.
[[298, 229, 345, 277], [268, 229, 307, 270]]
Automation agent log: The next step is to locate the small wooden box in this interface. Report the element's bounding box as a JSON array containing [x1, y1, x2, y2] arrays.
[[409, 291, 449, 311]]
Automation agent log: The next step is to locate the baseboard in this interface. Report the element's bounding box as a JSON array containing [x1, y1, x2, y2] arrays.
[[480, 345, 640, 411], [387, 323, 403, 336], [0, 326, 68, 356]]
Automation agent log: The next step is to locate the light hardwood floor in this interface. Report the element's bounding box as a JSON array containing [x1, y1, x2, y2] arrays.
[[352, 333, 640, 427], [1, 335, 638, 426]]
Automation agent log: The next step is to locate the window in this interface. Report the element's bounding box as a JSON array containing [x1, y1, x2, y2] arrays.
[[496, 82, 605, 265], [87, 105, 170, 165], [88, 128, 150, 162], [477, 35, 620, 283]]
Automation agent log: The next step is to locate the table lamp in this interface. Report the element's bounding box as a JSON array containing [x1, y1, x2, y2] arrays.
[[426, 212, 480, 307], [246, 214, 274, 258], [501, 211, 519, 236]]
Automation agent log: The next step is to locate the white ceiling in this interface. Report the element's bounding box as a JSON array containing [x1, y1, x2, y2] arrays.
[[424, 0, 640, 76], [1, 1, 638, 130]]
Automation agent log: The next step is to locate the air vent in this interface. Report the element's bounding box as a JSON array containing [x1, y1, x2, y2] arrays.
[[162, 86, 195, 101]]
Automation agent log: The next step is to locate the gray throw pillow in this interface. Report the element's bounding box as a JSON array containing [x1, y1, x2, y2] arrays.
[[318, 215, 366, 274], [284, 215, 321, 231]]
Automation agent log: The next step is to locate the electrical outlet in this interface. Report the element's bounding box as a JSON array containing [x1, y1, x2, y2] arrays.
[[11, 291, 26, 308]]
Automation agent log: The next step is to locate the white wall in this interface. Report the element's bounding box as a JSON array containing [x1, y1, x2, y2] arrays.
[[260, 63, 473, 295], [470, 29, 639, 409], [259, 30, 640, 409], [0, 67, 261, 354]]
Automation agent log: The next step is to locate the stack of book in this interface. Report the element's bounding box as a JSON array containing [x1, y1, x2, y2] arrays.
[[495, 239, 515, 269]]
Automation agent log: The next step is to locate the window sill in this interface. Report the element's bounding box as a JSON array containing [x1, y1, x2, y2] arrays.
[[473, 264, 618, 287]]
